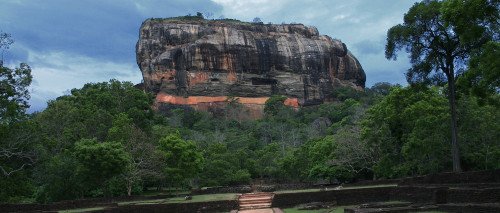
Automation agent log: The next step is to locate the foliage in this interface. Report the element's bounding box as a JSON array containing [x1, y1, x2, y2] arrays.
[[264, 95, 288, 116], [0, 63, 32, 125], [308, 136, 348, 182], [385, 0, 467, 80], [252, 17, 263, 23], [34, 152, 83, 202], [0, 171, 34, 203], [35, 80, 154, 151], [442, 0, 500, 105], [329, 86, 364, 101], [385, 0, 470, 172], [457, 41, 500, 105], [362, 86, 451, 178], [0, 34, 39, 203], [441, 0, 499, 47], [458, 95, 500, 170], [74, 139, 130, 186], [157, 132, 203, 187], [22, 80, 159, 202], [0, 120, 41, 180], [200, 143, 252, 186]]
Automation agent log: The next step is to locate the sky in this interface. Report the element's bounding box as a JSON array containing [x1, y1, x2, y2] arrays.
[[0, 0, 419, 112]]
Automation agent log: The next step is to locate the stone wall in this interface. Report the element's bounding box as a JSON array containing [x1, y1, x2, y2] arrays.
[[0, 199, 237, 213], [271, 185, 500, 208], [271, 187, 395, 208], [447, 188, 500, 203], [93, 200, 238, 213], [0, 195, 174, 212], [399, 169, 500, 185], [191, 183, 319, 195], [191, 186, 252, 195]]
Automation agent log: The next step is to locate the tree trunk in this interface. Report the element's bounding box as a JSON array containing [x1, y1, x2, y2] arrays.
[[127, 183, 132, 196], [127, 178, 133, 196], [447, 76, 462, 172]]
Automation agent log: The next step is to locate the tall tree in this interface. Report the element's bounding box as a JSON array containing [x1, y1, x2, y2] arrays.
[[0, 32, 35, 178], [385, 0, 467, 172], [74, 138, 130, 195], [157, 132, 203, 187], [441, 0, 499, 47], [442, 0, 500, 104], [1, 64, 32, 124], [362, 86, 451, 178]]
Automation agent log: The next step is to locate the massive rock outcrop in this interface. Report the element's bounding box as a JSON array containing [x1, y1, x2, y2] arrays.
[[136, 18, 365, 118]]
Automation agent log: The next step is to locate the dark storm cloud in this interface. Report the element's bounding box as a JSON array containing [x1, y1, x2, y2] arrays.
[[0, 0, 222, 63]]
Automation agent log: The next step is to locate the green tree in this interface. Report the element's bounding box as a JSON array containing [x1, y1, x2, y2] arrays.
[[328, 111, 375, 178], [74, 139, 130, 195], [196, 12, 204, 19], [264, 95, 288, 117], [200, 143, 251, 186], [386, 0, 467, 172], [0, 120, 40, 203], [157, 132, 203, 188], [34, 152, 83, 202], [255, 143, 281, 179], [0, 63, 32, 125], [0, 34, 37, 202], [441, 0, 499, 105], [307, 136, 353, 183], [457, 42, 500, 105], [280, 146, 312, 181], [458, 95, 500, 170], [35, 80, 154, 150], [441, 0, 499, 47], [362, 86, 451, 178], [107, 113, 162, 196]]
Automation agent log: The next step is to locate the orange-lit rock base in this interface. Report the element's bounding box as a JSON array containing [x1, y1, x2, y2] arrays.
[[156, 93, 299, 119]]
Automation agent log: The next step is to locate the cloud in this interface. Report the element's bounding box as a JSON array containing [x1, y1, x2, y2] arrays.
[[353, 39, 384, 56], [1, 0, 222, 64], [361, 53, 410, 86]]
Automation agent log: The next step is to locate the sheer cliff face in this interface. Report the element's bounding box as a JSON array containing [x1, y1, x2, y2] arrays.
[[137, 19, 366, 117]]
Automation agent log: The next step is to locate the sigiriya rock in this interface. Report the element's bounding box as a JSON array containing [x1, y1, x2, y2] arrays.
[[136, 17, 366, 118]]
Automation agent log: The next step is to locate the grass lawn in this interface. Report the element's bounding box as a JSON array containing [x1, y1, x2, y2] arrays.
[[58, 207, 105, 213], [141, 188, 190, 196], [166, 193, 238, 203], [275, 188, 323, 194], [118, 193, 239, 205], [342, 184, 397, 190], [283, 205, 353, 213], [418, 212, 448, 213], [275, 184, 397, 194]]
